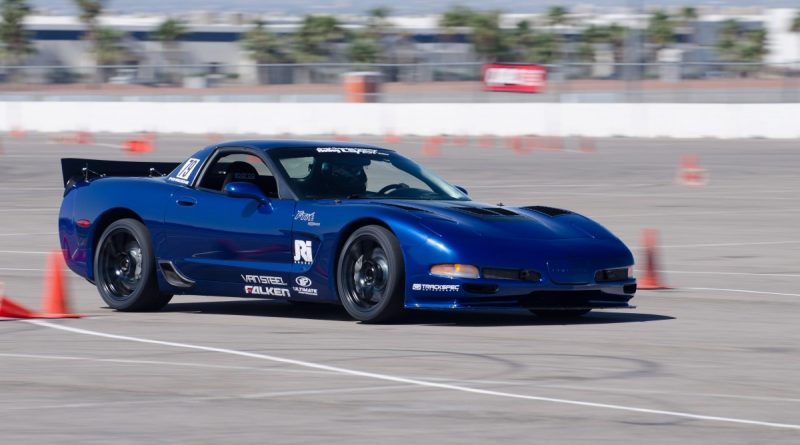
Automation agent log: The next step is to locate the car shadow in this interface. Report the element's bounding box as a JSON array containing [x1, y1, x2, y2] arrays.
[[161, 299, 674, 326]]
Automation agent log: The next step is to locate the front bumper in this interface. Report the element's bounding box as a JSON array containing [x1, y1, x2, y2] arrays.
[[404, 279, 637, 310]]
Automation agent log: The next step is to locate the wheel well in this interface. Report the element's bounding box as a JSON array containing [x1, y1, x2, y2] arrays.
[[335, 218, 393, 261], [87, 207, 144, 277]]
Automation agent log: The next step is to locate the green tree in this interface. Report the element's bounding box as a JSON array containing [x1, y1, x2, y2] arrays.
[[646, 10, 675, 49], [241, 21, 286, 84], [545, 6, 569, 27], [439, 6, 508, 61], [716, 20, 769, 76], [152, 18, 187, 84], [292, 15, 345, 63], [791, 11, 800, 72], [0, 0, 34, 66], [678, 6, 697, 45], [74, 0, 106, 82], [365, 6, 392, 37], [347, 33, 380, 64], [94, 27, 129, 81]]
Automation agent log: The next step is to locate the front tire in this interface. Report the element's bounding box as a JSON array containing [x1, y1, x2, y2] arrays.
[[336, 225, 405, 323], [94, 218, 172, 311]]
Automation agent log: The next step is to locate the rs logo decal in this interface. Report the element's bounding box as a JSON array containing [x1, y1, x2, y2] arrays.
[[294, 240, 313, 264]]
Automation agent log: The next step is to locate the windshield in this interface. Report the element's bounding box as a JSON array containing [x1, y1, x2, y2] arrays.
[[269, 147, 469, 201]]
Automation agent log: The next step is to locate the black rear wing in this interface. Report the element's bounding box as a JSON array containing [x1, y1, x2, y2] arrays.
[[61, 158, 181, 188]]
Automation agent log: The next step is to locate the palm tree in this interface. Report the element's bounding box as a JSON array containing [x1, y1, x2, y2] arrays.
[[678, 6, 697, 45], [73, 0, 106, 82], [292, 15, 345, 63], [439, 5, 475, 28], [152, 18, 187, 84], [366, 6, 392, 37], [347, 34, 380, 64], [241, 20, 286, 84], [0, 0, 35, 76], [439, 6, 508, 62], [546, 6, 569, 27], [94, 27, 129, 81], [646, 10, 674, 50]]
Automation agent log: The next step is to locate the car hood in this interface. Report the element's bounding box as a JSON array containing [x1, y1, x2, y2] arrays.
[[374, 200, 616, 241]]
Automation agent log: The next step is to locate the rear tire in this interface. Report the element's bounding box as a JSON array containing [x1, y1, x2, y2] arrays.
[[94, 218, 172, 311], [336, 225, 404, 323], [531, 309, 591, 319]]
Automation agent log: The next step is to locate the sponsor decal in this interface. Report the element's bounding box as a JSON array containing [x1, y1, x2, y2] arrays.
[[241, 275, 286, 286], [244, 285, 290, 297], [167, 176, 189, 185], [233, 172, 256, 181], [294, 210, 320, 227], [316, 147, 380, 155], [482, 64, 546, 93], [412, 283, 460, 292], [176, 158, 200, 180], [294, 240, 313, 264], [292, 275, 318, 296]]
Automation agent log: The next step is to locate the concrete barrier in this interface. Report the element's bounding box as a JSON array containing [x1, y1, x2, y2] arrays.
[[1, 101, 798, 139]]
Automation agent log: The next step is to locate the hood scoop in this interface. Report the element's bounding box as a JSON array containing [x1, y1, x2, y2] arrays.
[[521, 206, 572, 217], [452, 206, 518, 217]]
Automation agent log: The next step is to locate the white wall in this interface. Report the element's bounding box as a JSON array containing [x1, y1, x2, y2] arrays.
[[1, 101, 798, 139]]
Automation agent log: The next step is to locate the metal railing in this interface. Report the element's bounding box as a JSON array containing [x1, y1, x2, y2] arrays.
[[0, 61, 798, 103]]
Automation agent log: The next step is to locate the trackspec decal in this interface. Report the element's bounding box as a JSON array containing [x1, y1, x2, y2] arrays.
[[292, 275, 318, 296], [294, 240, 313, 264], [245, 286, 290, 297], [294, 210, 320, 227], [241, 275, 286, 286], [412, 283, 460, 292], [316, 147, 380, 155], [176, 158, 200, 180]]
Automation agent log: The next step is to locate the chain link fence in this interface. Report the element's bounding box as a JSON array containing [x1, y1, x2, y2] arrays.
[[0, 61, 798, 103]]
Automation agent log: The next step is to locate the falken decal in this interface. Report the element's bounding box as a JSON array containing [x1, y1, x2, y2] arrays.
[[294, 240, 313, 264], [244, 286, 290, 297]]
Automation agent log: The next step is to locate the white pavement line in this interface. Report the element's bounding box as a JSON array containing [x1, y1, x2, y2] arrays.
[[652, 270, 800, 278], [26, 319, 800, 431], [686, 288, 800, 298], [0, 267, 45, 271], [657, 240, 800, 249], [0, 250, 50, 255]]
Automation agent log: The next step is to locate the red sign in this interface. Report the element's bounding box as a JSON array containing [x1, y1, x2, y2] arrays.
[[482, 64, 547, 93]]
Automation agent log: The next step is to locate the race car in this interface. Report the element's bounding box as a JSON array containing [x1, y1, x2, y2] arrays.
[[59, 140, 636, 323]]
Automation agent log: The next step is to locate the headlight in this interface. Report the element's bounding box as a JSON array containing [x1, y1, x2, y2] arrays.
[[430, 264, 480, 279], [595, 266, 633, 282]]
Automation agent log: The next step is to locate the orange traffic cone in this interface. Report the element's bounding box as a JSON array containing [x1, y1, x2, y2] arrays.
[[479, 135, 495, 148], [384, 131, 401, 144], [39, 251, 82, 318], [638, 229, 670, 290], [0, 296, 39, 318], [421, 136, 442, 157], [676, 154, 708, 186], [578, 137, 596, 154]]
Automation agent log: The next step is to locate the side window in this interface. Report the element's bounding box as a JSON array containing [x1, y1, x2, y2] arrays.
[[198, 152, 279, 198]]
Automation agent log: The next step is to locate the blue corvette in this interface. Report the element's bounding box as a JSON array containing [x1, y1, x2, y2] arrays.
[[59, 140, 636, 322]]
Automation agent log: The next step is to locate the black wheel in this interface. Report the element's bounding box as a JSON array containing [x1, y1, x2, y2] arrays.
[[336, 225, 405, 323], [94, 218, 172, 311], [531, 309, 591, 319]]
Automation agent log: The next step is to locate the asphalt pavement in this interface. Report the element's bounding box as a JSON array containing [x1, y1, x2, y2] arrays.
[[0, 133, 798, 444]]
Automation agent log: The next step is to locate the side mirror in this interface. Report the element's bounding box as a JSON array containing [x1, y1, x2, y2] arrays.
[[456, 185, 468, 196], [224, 182, 269, 205]]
